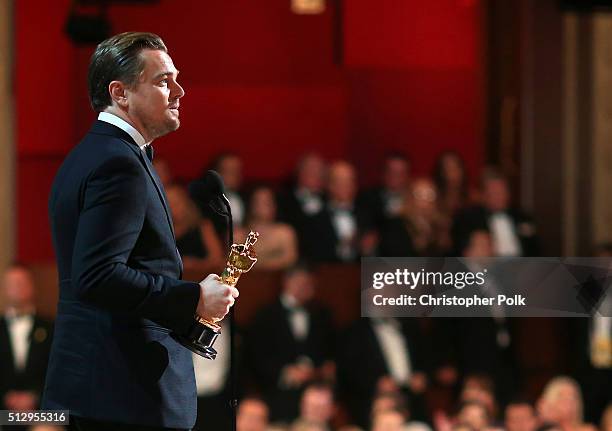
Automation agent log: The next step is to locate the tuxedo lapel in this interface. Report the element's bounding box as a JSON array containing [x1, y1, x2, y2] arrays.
[[90, 121, 176, 240]]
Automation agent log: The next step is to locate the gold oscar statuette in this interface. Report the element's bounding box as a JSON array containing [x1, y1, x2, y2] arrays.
[[171, 231, 259, 359]]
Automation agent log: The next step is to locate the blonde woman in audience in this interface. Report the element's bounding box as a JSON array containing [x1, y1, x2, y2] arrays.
[[166, 184, 224, 273], [243, 184, 298, 270], [537, 376, 594, 431], [379, 177, 451, 257]]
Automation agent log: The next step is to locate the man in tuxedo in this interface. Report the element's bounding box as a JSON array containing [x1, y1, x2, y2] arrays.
[[245, 264, 335, 422], [42, 32, 238, 430], [452, 168, 539, 257], [337, 317, 428, 429], [300, 161, 366, 263], [358, 152, 410, 232], [0, 265, 53, 417], [278, 152, 327, 228]]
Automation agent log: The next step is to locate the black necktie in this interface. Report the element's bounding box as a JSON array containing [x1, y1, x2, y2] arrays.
[[145, 144, 154, 162]]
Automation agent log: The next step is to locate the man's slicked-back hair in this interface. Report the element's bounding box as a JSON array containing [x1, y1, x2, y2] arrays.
[[88, 32, 167, 112]]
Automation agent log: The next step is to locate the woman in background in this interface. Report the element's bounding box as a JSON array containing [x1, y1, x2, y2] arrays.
[[242, 185, 298, 270], [433, 151, 475, 218], [379, 178, 451, 257], [166, 184, 224, 274]]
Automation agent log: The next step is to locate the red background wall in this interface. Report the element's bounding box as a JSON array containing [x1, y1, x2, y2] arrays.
[[15, 0, 485, 262]]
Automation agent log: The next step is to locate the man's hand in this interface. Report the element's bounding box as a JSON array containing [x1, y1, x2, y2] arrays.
[[197, 274, 239, 322]]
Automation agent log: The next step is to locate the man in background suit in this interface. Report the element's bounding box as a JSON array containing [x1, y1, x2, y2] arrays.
[[452, 168, 539, 257], [43, 32, 238, 430], [245, 264, 335, 423], [0, 264, 53, 420], [338, 317, 428, 429], [300, 161, 366, 263]]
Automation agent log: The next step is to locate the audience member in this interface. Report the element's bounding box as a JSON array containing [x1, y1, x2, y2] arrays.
[[371, 408, 407, 431], [291, 383, 335, 431], [301, 161, 364, 262], [446, 230, 518, 405], [456, 400, 490, 431], [379, 178, 451, 257], [460, 375, 499, 421], [0, 264, 54, 430], [279, 152, 328, 225], [246, 264, 335, 422], [433, 150, 474, 218], [242, 184, 298, 270], [537, 376, 591, 431], [338, 317, 428, 428], [166, 184, 224, 274], [202, 152, 246, 238], [452, 168, 539, 256], [237, 397, 270, 431], [358, 152, 411, 253], [505, 400, 538, 431]]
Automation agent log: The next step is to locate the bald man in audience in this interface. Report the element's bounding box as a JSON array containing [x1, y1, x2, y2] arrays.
[[0, 264, 54, 429]]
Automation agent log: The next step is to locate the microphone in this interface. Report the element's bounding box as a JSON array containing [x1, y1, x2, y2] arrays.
[[188, 170, 238, 431], [189, 170, 230, 217]]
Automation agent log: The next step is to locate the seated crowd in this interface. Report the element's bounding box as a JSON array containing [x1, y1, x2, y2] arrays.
[[1, 150, 610, 431]]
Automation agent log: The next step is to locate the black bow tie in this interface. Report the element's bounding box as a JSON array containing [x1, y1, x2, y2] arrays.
[[144, 144, 154, 162]]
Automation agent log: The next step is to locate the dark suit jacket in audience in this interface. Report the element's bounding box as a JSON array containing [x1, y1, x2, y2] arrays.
[[338, 318, 427, 428], [245, 299, 335, 422], [0, 315, 53, 409], [452, 206, 540, 256]]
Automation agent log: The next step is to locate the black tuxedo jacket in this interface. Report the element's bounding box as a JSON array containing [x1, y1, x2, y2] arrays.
[[452, 205, 540, 256], [0, 315, 53, 409], [298, 202, 367, 263], [337, 318, 427, 427], [42, 120, 201, 428], [246, 299, 335, 387]]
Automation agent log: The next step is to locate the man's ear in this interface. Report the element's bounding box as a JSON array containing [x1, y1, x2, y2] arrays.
[[108, 81, 128, 108]]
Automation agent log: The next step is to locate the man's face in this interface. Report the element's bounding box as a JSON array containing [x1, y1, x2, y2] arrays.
[[125, 49, 184, 141], [236, 400, 268, 431], [328, 162, 357, 204], [301, 388, 334, 424], [483, 179, 510, 212], [2, 268, 35, 308], [298, 155, 326, 192], [505, 404, 537, 431], [384, 158, 409, 192], [219, 156, 242, 191], [284, 270, 315, 306], [458, 404, 489, 431], [371, 410, 405, 431]]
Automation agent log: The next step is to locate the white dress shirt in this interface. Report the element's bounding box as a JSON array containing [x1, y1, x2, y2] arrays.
[[5, 311, 34, 372], [281, 293, 309, 341], [98, 112, 149, 150], [371, 318, 412, 386], [489, 212, 522, 256]]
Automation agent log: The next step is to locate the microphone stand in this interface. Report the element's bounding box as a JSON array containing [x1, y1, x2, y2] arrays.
[[220, 194, 237, 431]]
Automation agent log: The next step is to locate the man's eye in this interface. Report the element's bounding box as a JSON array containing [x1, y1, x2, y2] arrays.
[[159, 79, 168, 86]]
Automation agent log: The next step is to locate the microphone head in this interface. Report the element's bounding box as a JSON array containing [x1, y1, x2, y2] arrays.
[[188, 170, 225, 202]]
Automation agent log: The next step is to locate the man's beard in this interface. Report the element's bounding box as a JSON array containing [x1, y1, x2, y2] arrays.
[[144, 114, 180, 140]]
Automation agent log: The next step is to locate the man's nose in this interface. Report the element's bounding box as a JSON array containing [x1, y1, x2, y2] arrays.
[[173, 81, 185, 99]]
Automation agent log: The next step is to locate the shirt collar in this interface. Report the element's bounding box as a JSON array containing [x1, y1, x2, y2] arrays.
[[98, 112, 149, 150]]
